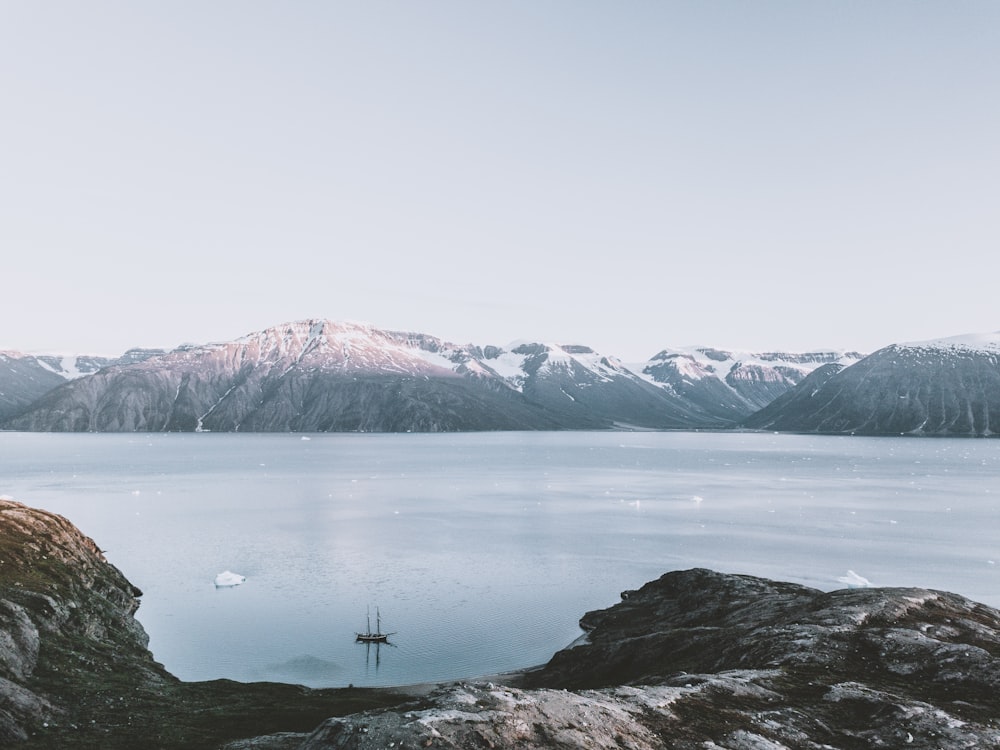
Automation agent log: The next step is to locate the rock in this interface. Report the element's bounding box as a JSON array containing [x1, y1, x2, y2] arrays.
[[219, 731, 310, 749], [298, 682, 675, 750], [0, 599, 39, 680], [526, 568, 1000, 748], [0, 498, 170, 742]]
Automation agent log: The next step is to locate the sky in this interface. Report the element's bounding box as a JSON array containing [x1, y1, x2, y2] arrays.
[[2, 2, 998, 362]]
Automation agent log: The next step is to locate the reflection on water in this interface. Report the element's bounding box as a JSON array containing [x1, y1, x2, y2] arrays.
[[357, 640, 393, 677], [2, 431, 999, 687]]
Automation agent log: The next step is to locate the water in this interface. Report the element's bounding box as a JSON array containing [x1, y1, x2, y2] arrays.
[[2, 431, 999, 688]]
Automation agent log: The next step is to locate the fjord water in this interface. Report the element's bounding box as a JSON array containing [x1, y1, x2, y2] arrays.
[[3, 431, 999, 688]]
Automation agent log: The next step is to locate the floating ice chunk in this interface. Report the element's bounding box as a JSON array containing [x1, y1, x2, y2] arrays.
[[214, 571, 246, 587], [837, 570, 872, 588]]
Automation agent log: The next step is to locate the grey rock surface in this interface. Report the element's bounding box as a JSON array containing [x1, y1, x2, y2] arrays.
[[0, 498, 163, 742]]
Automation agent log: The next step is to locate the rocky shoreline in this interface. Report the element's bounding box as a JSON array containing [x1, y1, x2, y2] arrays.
[[4, 498, 1000, 748], [0, 499, 407, 748]]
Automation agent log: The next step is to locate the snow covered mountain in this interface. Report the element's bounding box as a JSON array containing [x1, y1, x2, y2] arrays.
[[0, 351, 68, 420], [20, 320, 997, 436], [2, 320, 732, 432], [637, 347, 865, 421], [742, 332, 1000, 436], [496, 342, 725, 429]]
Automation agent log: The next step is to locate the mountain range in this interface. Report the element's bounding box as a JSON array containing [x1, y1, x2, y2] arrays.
[[2, 319, 998, 435]]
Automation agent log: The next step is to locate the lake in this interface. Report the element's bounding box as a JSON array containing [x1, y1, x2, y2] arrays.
[[2, 430, 998, 688]]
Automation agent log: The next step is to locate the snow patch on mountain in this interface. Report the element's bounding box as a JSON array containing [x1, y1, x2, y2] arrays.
[[5, 352, 116, 380], [42, 356, 89, 379], [409, 345, 463, 373], [473, 349, 531, 389], [535, 344, 617, 381]]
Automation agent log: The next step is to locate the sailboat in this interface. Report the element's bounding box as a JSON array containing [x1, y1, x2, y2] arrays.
[[355, 606, 394, 643]]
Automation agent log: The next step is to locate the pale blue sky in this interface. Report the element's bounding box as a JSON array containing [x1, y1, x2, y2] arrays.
[[3, 2, 998, 361]]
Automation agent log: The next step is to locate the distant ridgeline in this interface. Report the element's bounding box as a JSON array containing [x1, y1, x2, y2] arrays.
[[3, 319, 999, 435]]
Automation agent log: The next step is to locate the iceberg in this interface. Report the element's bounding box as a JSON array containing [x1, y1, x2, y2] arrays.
[[837, 570, 872, 588], [214, 571, 246, 587]]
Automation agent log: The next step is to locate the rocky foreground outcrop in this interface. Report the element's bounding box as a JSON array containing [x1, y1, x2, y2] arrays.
[[287, 569, 1000, 750], [4, 498, 1000, 748], [0, 498, 164, 741]]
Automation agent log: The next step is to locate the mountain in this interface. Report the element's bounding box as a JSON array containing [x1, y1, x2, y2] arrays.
[[0, 349, 168, 421], [1, 320, 733, 433], [743, 332, 1000, 436], [0, 352, 68, 420], [638, 346, 864, 421], [503, 342, 727, 429]]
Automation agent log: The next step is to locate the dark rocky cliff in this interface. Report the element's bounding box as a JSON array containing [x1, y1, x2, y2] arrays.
[[5, 499, 1000, 748], [0, 498, 170, 741]]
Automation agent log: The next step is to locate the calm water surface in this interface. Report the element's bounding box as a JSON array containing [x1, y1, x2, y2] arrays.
[[2, 431, 999, 688]]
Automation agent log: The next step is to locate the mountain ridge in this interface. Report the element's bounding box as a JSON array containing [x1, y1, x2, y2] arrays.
[[3, 318, 859, 433], [743, 333, 1000, 436], [6, 319, 1000, 435]]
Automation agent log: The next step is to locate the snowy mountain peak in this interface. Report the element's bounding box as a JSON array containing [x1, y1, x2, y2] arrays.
[[502, 341, 630, 384], [205, 319, 459, 376]]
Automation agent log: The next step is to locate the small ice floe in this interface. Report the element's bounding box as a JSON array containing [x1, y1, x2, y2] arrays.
[[837, 570, 872, 588], [301, 436, 311, 441], [692, 495, 704, 504], [214, 571, 246, 587]]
